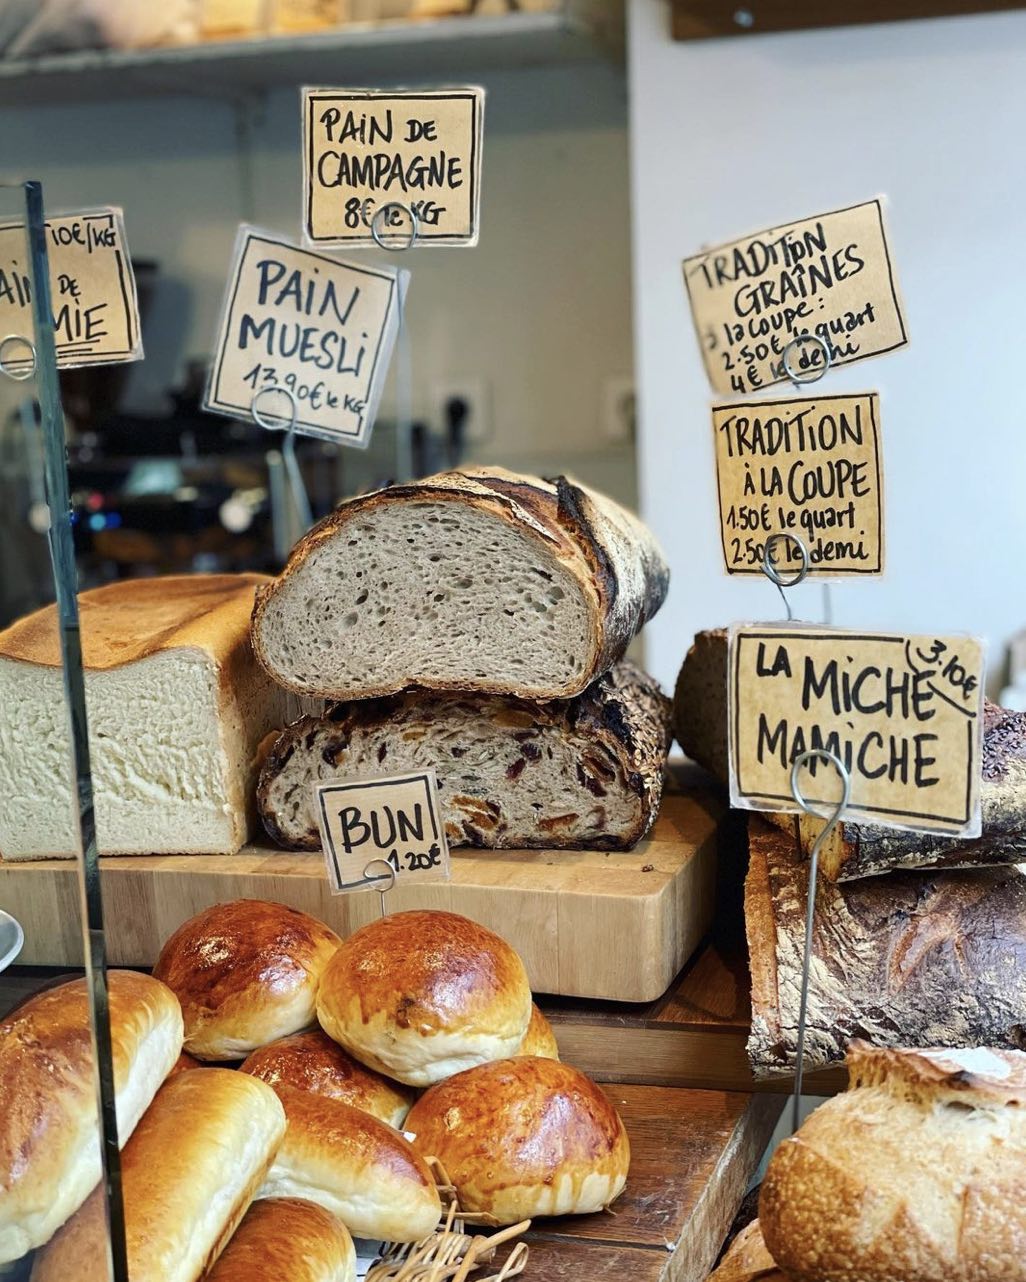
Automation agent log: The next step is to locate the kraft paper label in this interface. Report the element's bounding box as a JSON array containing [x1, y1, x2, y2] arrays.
[[303, 87, 484, 247], [713, 393, 884, 577], [314, 769, 452, 894], [683, 199, 907, 395], [728, 626, 983, 836]]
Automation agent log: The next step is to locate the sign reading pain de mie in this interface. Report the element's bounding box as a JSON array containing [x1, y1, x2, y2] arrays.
[[728, 626, 984, 837], [314, 770, 452, 894], [303, 87, 484, 247]]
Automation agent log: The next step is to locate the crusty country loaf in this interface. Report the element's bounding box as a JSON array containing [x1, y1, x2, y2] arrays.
[[674, 629, 1026, 881], [760, 1041, 1026, 1282], [745, 816, 1026, 1078], [0, 574, 288, 859], [250, 467, 669, 702], [258, 660, 672, 851]]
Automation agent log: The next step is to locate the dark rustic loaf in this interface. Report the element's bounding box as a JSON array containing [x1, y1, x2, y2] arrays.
[[258, 660, 672, 851], [250, 467, 669, 702], [745, 816, 1026, 1078], [674, 629, 1026, 881]]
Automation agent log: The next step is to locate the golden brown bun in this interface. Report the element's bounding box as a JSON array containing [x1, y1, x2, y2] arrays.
[[518, 1004, 559, 1059], [31, 1069, 286, 1282], [241, 1031, 414, 1127], [760, 1041, 1026, 1282], [708, 1221, 788, 1281], [204, 1199, 355, 1282], [258, 1085, 441, 1242], [0, 971, 183, 1264], [316, 910, 531, 1086], [405, 1057, 630, 1225], [169, 1051, 202, 1075], [153, 899, 341, 1060], [0, 574, 268, 670]]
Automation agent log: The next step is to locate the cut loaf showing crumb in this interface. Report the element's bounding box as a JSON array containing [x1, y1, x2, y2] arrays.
[[250, 467, 669, 701], [259, 661, 671, 851], [0, 575, 287, 859]]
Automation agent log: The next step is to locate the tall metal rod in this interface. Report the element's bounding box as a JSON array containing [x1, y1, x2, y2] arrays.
[[25, 180, 128, 1281]]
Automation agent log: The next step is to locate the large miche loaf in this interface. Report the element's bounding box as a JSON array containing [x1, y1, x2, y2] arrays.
[[258, 660, 672, 851], [745, 817, 1026, 1078], [31, 1069, 287, 1282], [0, 971, 183, 1264], [250, 467, 669, 701], [675, 629, 1026, 881], [0, 574, 287, 859], [760, 1040, 1026, 1282]]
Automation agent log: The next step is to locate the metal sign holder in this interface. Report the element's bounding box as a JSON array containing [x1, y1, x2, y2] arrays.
[[371, 201, 418, 479]]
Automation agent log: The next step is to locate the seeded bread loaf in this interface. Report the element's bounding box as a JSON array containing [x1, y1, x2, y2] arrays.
[[250, 467, 669, 702], [258, 660, 672, 851], [760, 1041, 1026, 1282], [0, 574, 287, 859], [674, 629, 1026, 881], [745, 817, 1026, 1078]]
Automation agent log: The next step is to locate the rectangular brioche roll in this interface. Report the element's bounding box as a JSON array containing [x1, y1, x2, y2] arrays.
[[258, 660, 672, 851], [745, 817, 1026, 1078], [250, 467, 669, 702], [674, 629, 1026, 881], [0, 574, 288, 859], [0, 971, 183, 1265], [30, 1069, 286, 1282]]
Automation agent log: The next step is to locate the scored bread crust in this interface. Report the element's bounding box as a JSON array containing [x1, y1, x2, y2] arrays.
[[759, 1042, 1026, 1282], [204, 1198, 356, 1282], [250, 467, 669, 701], [257, 660, 671, 852], [744, 817, 1026, 1078], [707, 1220, 788, 1282], [405, 1058, 630, 1225]]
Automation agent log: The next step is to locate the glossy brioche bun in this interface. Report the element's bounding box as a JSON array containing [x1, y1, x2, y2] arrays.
[[518, 1004, 559, 1059], [31, 1069, 286, 1282], [406, 1058, 630, 1225], [316, 910, 531, 1086], [205, 1199, 356, 1282], [258, 1085, 441, 1242], [241, 1031, 414, 1128], [153, 899, 340, 1060], [0, 971, 183, 1265]]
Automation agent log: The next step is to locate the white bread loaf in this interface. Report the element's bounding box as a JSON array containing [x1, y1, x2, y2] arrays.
[[0, 971, 183, 1264], [760, 1041, 1026, 1282], [0, 574, 287, 859], [30, 1068, 286, 1282], [250, 467, 669, 702]]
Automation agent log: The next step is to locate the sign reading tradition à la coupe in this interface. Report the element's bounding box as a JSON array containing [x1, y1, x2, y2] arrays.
[[728, 625, 984, 838]]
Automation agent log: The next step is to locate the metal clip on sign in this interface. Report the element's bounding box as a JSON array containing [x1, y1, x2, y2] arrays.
[[370, 202, 418, 466], [0, 333, 36, 380], [361, 857, 397, 919], [251, 382, 314, 539], [788, 747, 852, 1134], [762, 531, 809, 621], [781, 331, 831, 389]]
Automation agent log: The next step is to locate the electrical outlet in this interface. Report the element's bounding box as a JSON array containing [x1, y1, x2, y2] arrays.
[[432, 378, 491, 444], [602, 377, 636, 443]]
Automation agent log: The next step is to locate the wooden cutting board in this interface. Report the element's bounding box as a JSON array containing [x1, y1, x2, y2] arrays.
[[0, 771, 721, 1002]]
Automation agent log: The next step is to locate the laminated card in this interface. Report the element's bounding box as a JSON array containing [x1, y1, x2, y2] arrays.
[[204, 225, 404, 448]]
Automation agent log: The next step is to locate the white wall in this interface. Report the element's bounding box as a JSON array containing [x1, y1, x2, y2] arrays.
[[629, 4, 1026, 695], [0, 62, 638, 502]]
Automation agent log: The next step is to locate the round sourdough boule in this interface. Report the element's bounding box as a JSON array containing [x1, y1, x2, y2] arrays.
[[257, 1085, 441, 1242], [405, 1058, 630, 1224], [153, 899, 341, 1060], [0, 970, 183, 1265], [241, 1030, 415, 1127], [316, 910, 531, 1087], [759, 1041, 1026, 1282], [518, 1004, 559, 1059], [205, 1198, 356, 1282]]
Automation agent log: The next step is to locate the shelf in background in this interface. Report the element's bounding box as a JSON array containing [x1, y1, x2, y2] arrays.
[[0, 8, 618, 110], [672, 1, 1026, 41]]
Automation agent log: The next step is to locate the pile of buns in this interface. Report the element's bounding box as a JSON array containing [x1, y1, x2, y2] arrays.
[[0, 468, 675, 861], [709, 1040, 1026, 1282], [0, 902, 630, 1280]]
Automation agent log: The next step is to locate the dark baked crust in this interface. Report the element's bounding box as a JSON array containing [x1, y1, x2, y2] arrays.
[[672, 628, 729, 782], [257, 660, 672, 851], [745, 816, 1026, 1078]]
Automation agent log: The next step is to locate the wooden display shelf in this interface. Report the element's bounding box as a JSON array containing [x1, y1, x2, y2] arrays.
[[0, 770, 722, 1003], [542, 940, 847, 1096]]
